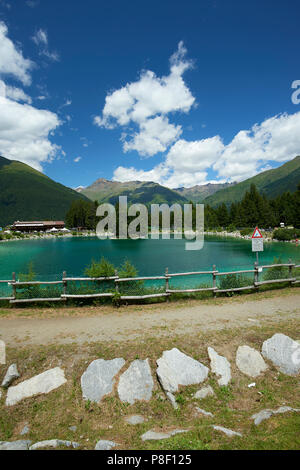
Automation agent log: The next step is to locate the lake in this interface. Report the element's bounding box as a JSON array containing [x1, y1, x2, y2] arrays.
[[0, 236, 299, 289]]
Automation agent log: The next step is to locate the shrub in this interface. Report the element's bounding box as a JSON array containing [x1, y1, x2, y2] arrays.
[[227, 224, 236, 232], [118, 259, 138, 278], [240, 227, 254, 236], [219, 273, 250, 295], [84, 257, 116, 278], [272, 228, 300, 241], [263, 257, 289, 281]]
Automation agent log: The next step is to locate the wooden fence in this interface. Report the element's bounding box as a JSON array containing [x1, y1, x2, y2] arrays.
[[0, 260, 299, 304]]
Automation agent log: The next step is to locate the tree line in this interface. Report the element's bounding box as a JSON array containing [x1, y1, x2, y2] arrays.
[[65, 183, 300, 231]]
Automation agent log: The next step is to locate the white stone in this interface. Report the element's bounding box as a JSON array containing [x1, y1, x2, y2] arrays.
[[156, 348, 209, 393], [194, 385, 215, 399], [208, 347, 231, 386], [125, 415, 145, 425], [30, 439, 79, 450], [166, 391, 179, 409], [141, 429, 188, 441], [236, 345, 268, 378], [0, 340, 5, 365], [81, 358, 125, 403], [20, 425, 30, 436], [1, 364, 20, 388], [195, 407, 214, 417], [5, 367, 67, 406], [251, 406, 300, 425], [118, 359, 153, 404], [95, 440, 118, 450], [213, 426, 242, 437], [262, 333, 300, 376], [0, 440, 31, 450]]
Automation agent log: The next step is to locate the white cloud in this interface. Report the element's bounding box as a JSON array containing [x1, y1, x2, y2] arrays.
[[0, 80, 32, 104], [166, 137, 224, 172], [74, 156, 81, 163], [26, 0, 39, 7], [123, 116, 182, 157], [214, 112, 300, 181], [0, 21, 33, 85], [113, 111, 300, 188], [94, 41, 195, 156], [32, 28, 59, 62], [0, 94, 61, 170], [0, 22, 62, 171], [32, 29, 48, 46]]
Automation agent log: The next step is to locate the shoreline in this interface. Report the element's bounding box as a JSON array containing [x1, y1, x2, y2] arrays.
[[0, 229, 297, 244]]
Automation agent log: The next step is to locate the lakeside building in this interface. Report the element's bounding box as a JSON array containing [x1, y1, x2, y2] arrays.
[[11, 221, 65, 233]]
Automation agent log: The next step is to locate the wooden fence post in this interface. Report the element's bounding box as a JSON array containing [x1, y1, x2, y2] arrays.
[[254, 262, 259, 291], [12, 272, 16, 304], [165, 268, 169, 300], [288, 258, 293, 287], [213, 265, 217, 297], [62, 271, 67, 297], [115, 270, 119, 294]]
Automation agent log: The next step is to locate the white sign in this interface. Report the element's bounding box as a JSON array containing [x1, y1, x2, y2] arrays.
[[252, 238, 264, 252]]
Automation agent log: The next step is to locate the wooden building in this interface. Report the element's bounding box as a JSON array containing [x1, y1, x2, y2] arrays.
[[12, 221, 65, 232]]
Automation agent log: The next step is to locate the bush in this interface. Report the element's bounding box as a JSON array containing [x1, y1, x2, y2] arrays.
[[118, 260, 138, 278], [273, 228, 300, 241], [263, 257, 289, 281], [227, 224, 236, 232], [84, 257, 116, 278], [219, 273, 251, 295], [240, 227, 254, 236]]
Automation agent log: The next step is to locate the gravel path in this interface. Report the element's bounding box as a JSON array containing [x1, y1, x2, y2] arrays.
[[1, 292, 299, 346]]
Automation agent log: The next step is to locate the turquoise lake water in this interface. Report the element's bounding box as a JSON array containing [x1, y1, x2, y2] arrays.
[[0, 236, 299, 290]]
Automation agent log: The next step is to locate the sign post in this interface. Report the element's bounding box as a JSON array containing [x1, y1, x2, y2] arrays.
[[252, 226, 264, 264]]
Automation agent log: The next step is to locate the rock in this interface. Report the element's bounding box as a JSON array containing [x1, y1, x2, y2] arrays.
[[262, 333, 300, 376], [81, 358, 125, 403], [236, 345, 268, 378], [166, 391, 179, 409], [208, 347, 231, 386], [125, 415, 145, 425], [251, 406, 300, 425], [156, 348, 209, 393], [30, 439, 79, 450], [0, 440, 31, 450], [1, 364, 20, 388], [195, 407, 214, 417], [194, 385, 215, 400], [118, 359, 154, 404], [141, 429, 188, 441], [69, 425, 77, 432], [213, 426, 242, 437], [0, 340, 5, 365], [20, 425, 30, 436], [5, 367, 67, 407], [95, 440, 118, 450]]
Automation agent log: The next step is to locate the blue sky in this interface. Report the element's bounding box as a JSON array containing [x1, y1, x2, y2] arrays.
[[0, 0, 300, 189]]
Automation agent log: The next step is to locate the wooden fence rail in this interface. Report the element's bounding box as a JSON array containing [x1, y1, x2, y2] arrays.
[[0, 260, 298, 304]]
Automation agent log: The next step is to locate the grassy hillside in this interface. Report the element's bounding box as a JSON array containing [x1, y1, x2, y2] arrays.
[[81, 179, 188, 205], [0, 156, 89, 226], [204, 156, 300, 207]]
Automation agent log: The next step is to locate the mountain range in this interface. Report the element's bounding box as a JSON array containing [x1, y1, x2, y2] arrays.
[[0, 155, 299, 227]]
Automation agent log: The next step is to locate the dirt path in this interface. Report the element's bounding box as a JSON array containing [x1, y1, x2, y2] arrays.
[[0, 291, 299, 346]]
